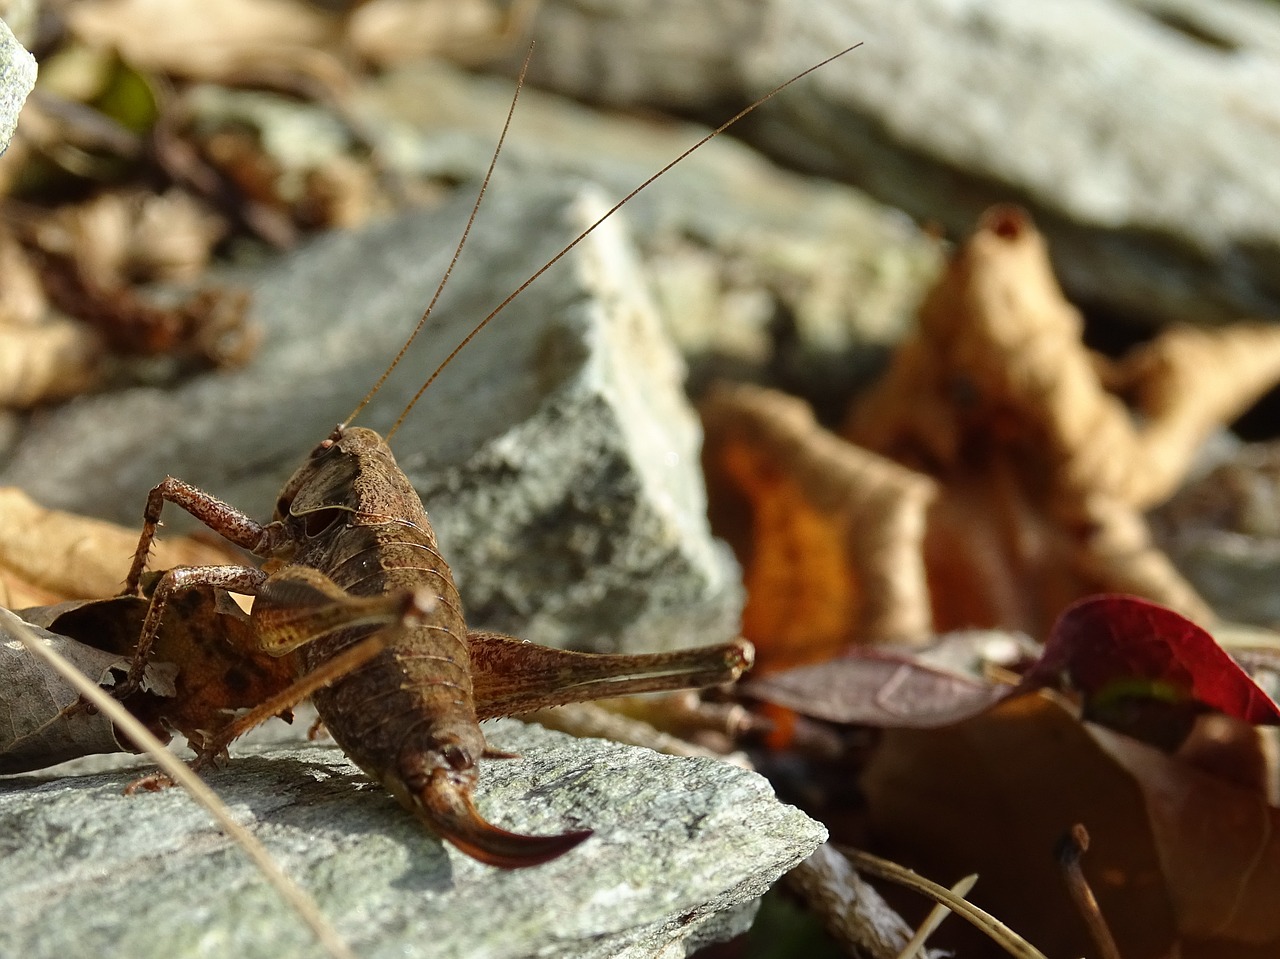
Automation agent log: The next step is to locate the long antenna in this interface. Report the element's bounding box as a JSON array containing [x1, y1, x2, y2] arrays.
[[344, 43, 537, 427], [386, 42, 864, 438]]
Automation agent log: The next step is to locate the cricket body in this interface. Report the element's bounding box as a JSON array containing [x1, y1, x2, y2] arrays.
[[113, 45, 860, 869], [273, 425, 584, 867]]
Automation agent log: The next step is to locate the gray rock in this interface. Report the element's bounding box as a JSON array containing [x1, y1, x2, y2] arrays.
[[504, 0, 1280, 328], [0, 14, 35, 155], [0, 719, 826, 959], [1, 177, 741, 653], [359, 58, 940, 408], [1154, 438, 1280, 626]]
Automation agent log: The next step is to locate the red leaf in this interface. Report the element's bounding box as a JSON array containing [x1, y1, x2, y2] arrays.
[[1024, 595, 1280, 725]]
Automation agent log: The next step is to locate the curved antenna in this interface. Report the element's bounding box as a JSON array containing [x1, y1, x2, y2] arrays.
[[344, 43, 537, 428], [387, 42, 864, 439]]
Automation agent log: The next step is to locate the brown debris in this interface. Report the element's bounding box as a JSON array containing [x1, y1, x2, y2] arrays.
[[783, 842, 926, 959], [862, 691, 1280, 958], [0, 319, 104, 410], [701, 381, 937, 670], [64, 0, 341, 86]]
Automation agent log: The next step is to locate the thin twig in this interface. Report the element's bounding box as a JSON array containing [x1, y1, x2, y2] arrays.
[[1056, 824, 1122, 959], [842, 847, 1051, 959], [521, 702, 752, 766], [784, 842, 923, 959], [895, 873, 978, 959]]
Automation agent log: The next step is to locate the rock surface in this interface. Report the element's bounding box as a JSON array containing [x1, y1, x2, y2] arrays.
[[0, 719, 826, 959], [0, 14, 35, 154], [1154, 437, 1280, 626], [1, 178, 742, 654], [506, 0, 1280, 329], [358, 58, 939, 405]]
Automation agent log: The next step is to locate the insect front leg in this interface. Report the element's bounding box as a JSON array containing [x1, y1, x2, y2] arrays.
[[122, 477, 289, 595], [115, 564, 270, 702]]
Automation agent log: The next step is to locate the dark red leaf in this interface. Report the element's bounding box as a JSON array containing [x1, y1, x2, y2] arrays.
[[741, 647, 1008, 728], [1023, 594, 1280, 725]]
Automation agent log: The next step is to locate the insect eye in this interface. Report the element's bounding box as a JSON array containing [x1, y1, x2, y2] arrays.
[[275, 495, 293, 519], [442, 744, 471, 771], [303, 508, 342, 537]]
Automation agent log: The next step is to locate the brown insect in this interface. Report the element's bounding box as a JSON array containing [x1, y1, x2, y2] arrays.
[[103, 46, 860, 868]]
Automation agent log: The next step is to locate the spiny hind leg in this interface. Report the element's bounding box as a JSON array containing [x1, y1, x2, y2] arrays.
[[190, 565, 438, 770]]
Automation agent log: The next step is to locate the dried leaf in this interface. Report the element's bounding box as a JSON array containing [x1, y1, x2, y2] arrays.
[[0, 228, 46, 326], [14, 589, 295, 765], [349, 0, 533, 67], [843, 206, 1280, 634], [31, 189, 226, 288], [0, 607, 129, 772], [700, 381, 936, 670], [741, 647, 1008, 728], [863, 691, 1280, 957], [0, 320, 104, 408], [0, 487, 240, 602], [862, 693, 1177, 958], [66, 0, 339, 85], [1095, 719, 1280, 947]]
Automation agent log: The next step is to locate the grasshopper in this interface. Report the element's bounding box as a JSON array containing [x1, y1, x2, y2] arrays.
[[102, 46, 860, 869]]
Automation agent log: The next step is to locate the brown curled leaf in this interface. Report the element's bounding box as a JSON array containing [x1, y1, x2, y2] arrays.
[[700, 381, 937, 671], [36, 259, 257, 368], [0, 228, 46, 326], [65, 0, 340, 86], [0, 320, 105, 409], [349, 0, 538, 68], [29, 189, 227, 289], [863, 691, 1280, 958], [842, 205, 1280, 635], [14, 588, 295, 766]]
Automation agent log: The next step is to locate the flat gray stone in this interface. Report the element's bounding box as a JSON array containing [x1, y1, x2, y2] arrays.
[[1, 177, 742, 653], [0, 719, 826, 959], [506, 0, 1280, 328], [0, 15, 35, 155]]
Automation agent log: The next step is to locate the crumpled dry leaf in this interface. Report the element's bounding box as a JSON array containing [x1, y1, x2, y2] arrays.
[[0, 225, 105, 407], [0, 318, 104, 409], [845, 205, 1280, 637], [862, 691, 1280, 958], [22, 589, 296, 757], [0, 228, 46, 326], [349, 0, 536, 67], [0, 606, 130, 773], [66, 0, 340, 86], [0, 487, 241, 607], [3, 589, 296, 771], [702, 206, 1280, 661], [701, 381, 937, 671], [31, 189, 225, 288]]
